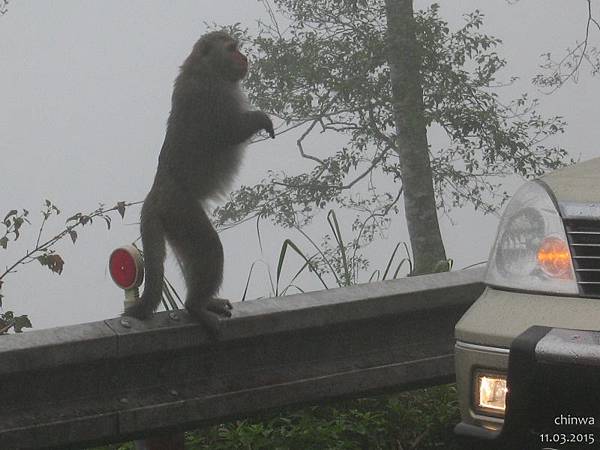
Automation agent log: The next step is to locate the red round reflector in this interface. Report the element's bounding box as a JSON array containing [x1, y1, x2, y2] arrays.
[[109, 246, 143, 289]]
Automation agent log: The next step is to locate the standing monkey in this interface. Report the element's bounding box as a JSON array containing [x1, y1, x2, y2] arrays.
[[125, 31, 274, 328]]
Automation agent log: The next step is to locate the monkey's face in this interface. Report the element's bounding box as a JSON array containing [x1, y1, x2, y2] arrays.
[[222, 40, 248, 81], [190, 32, 249, 82]]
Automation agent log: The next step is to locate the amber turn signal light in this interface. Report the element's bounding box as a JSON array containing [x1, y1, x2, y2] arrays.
[[537, 236, 572, 279]]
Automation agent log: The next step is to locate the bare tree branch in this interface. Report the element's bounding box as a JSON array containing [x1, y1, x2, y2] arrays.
[[297, 120, 325, 164], [0, 201, 142, 281], [534, 0, 600, 93]]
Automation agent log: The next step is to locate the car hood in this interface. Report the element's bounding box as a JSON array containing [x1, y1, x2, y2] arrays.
[[542, 157, 600, 204]]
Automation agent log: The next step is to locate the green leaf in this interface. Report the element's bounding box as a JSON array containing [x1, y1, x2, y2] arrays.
[[37, 254, 65, 275], [3, 209, 17, 223], [276, 239, 328, 295], [66, 213, 82, 223], [13, 315, 32, 333], [116, 201, 126, 219]]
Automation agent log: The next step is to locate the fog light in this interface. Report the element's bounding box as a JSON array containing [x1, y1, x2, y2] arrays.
[[475, 370, 507, 416]]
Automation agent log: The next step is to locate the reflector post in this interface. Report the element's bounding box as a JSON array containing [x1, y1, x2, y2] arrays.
[[109, 245, 144, 290]]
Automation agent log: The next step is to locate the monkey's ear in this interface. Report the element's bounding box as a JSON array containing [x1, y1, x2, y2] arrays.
[[192, 38, 212, 58], [199, 44, 212, 57]]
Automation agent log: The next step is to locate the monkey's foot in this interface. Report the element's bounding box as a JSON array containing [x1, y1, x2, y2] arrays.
[[185, 298, 233, 335], [206, 298, 233, 317], [123, 301, 152, 320]]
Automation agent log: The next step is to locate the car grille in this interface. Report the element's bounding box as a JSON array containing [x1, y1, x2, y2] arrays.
[[564, 218, 600, 297]]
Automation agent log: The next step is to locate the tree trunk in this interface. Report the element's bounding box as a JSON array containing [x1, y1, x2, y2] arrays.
[[384, 0, 447, 274]]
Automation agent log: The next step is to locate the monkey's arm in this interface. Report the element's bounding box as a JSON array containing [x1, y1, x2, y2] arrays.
[[227, 110, 275, 144]]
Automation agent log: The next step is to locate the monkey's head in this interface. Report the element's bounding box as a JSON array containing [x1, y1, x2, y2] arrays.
[[184, 31, 248, 82]]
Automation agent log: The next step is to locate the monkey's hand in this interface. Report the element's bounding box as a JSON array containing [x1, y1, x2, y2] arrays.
[[255, 111, 275, 139], [234, 111, 275, 144]]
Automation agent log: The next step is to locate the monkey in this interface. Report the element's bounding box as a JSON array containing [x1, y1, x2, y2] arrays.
[[124, 31, 274, 330]]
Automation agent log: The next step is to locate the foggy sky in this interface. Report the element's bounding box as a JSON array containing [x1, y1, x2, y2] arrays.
[[1, 1, 599, 329]]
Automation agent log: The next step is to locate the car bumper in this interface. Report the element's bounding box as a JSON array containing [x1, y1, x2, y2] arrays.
[[456, 326, 600, 448], [454, 340, 508, 436]]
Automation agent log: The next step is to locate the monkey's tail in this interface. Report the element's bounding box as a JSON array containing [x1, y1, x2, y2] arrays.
[[123, 203, 166, 319]]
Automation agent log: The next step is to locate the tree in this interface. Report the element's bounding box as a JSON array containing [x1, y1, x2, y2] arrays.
[[215, 0, 569, 281], [533, 0, 600, 92], [384, 0, 446, 273]]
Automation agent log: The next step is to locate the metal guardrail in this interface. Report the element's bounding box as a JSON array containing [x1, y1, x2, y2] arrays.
[[0, 268, 485, 449]]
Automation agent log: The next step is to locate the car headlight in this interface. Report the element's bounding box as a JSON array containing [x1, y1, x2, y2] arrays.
[[485, 180, 577, 294]]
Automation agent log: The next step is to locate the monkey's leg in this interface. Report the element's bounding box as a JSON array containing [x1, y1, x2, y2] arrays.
[[164, 200, 228, 331]]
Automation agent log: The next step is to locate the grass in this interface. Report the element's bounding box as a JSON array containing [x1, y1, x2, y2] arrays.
[[91, 384, 466, 450]]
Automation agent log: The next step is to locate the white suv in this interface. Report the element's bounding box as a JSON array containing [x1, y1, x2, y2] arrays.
[[454, 157, 600, 448]]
